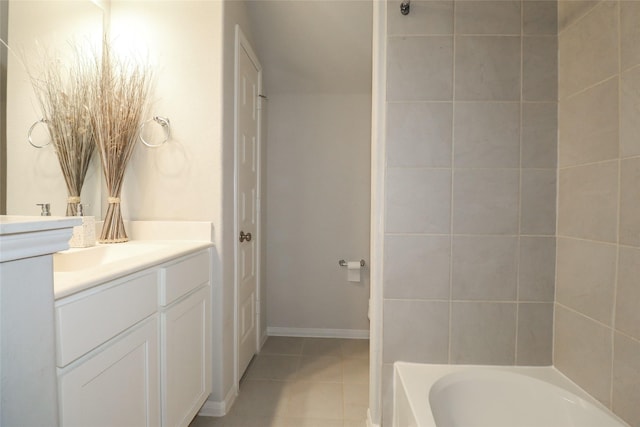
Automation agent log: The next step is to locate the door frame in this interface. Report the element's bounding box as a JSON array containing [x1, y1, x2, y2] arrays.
[[233, 24, 263, 390]]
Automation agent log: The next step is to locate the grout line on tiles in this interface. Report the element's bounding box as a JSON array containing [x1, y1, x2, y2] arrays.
[[620, 62, 640, 75], [557, 0, 604, 37], [555, 235, 619, 247], [561, 74, 618, 102], [555, 302, 617, 331], [553, 5, 562, 364], [385, 232, 557, 237], [614, 330, 640, 346], [447, 0, 457, 365], [514, 0, 525, 365], [387, 100, 547, 105], [610, 1, 622, 409], [558, 158, 620, 171], [385, 298, 552, 304], [387, 166, 536, 170]]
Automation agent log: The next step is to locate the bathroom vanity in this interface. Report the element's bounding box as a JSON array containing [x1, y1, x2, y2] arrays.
[[0, 217, 214, 427], [54, 241, 213, 427]]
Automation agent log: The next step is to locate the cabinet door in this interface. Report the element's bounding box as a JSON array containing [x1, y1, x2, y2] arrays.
[[58, 316, 160, 427], [162, 285, 212, 427]]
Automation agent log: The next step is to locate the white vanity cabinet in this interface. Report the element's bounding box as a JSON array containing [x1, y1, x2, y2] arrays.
[[160, 251, 212, 427], [57, 316, 161, 427], [55, 248, 212, 427]]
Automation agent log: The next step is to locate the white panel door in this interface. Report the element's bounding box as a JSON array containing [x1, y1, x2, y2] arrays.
[[235, 28, 261, 379]]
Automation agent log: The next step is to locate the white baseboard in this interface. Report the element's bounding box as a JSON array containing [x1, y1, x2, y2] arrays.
[[259, 329, 268, 350], [266, 326, 369, 339], [367, 408, 381, 427], [197, 386, 237, 417]]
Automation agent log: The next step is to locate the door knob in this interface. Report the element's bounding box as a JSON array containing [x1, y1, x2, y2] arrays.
[[240, 231, 252, 242]]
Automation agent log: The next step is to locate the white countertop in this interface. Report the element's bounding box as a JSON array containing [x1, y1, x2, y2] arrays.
[[54, 240, 213, 299], [0, 215, 81, 235], [0, 215, 81, 262]]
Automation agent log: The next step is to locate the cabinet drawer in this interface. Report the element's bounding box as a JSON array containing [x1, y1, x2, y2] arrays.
[[56, 271, 158, 367], [160, 250, 209, 306]]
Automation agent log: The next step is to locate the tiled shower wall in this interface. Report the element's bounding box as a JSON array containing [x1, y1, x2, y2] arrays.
[[554, 1, 640, 425], [381, 0, 557, 422]]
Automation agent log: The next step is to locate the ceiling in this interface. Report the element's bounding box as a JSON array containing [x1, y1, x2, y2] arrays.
[[245, 0, 373, 95]]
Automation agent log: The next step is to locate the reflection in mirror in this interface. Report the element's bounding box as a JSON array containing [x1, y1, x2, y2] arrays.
[[3, 0, 104, 218]]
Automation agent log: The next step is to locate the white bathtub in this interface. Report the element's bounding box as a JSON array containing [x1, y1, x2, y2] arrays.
[[394, 363, 629, 427]]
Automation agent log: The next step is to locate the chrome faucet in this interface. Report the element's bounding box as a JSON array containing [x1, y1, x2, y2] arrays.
[[36, 203, 51, 216]]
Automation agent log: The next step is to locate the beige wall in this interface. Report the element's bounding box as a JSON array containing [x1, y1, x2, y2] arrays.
[[381, 0, 558, 423], [113, 1, 222, 223], [555, 2, 640, 425], [265, 93, 371, 334]]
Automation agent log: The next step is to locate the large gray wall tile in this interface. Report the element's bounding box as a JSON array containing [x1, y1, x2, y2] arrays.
[[615, 246, 640, 341], [557, 0, 599, 32], [620, 158, 640, 247], [387, 1, 454, 36], [559, 78, 619, 167], [453, 168, 519, 234], [558, 1, 619, 98], [386, 168, 452, 233], [455, 36, 521, 101], [523, 36, 558, 101], [384, 235, 451, 300], [557, 161, 619, 242], [387, 102, 453, 167], [381, 0, 558, 398], [621, 0, 640, 71], [522, 103, 558, 168], [613, 333, 640, 427], [520, 169, 557, 235], [516, 302, 554, 366], [383, 300, 449, 363], [455, 1, 521, 35], [387, 36, 453, 101], [453, 102, 520, 168], [556, 237, 617, 325], [620, 66, 640, 158], [524, 1, 558, 35], [518, 237, 556, 302], [452, 236, 518, 301], [554, 305, 613, 406], [451, 302, 517, 364]]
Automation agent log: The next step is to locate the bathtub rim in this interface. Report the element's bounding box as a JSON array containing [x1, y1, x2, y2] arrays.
[[393, 362, 629, 427]]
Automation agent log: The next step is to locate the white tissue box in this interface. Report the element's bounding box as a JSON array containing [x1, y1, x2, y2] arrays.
[[69, 216, 96, 248]]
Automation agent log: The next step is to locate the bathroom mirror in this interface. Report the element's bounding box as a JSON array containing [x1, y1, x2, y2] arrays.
[[1, 0, 106, 218]]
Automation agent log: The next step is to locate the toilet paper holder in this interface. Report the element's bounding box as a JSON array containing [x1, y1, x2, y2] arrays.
[[338, 259, 365, 267]]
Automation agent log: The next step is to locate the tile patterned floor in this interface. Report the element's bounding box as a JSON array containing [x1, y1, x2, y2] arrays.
[[189, 337, 369, 427]]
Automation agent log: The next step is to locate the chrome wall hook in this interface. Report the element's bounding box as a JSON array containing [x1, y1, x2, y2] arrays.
[[139, 116, 171, 148]]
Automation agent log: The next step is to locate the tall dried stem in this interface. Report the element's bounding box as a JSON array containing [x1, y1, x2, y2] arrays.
[[27, 42, 96, 216], [89, 37, 151, 242]]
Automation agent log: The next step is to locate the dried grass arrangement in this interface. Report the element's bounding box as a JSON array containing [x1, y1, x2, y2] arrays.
[[89, 38, 152, 243], [27, 44, 96, 216]]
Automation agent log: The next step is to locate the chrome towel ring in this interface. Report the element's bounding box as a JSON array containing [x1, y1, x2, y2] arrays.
[[27, 118, 52, 148], [139, 116, 171, 148]]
